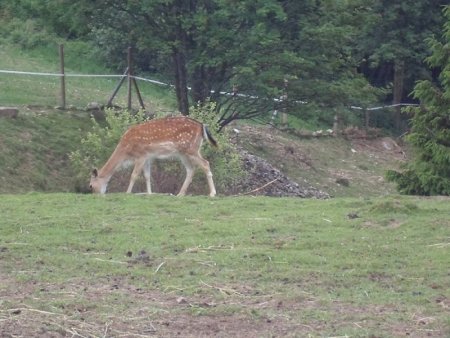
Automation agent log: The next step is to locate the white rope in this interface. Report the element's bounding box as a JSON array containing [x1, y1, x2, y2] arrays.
[[0, 68, 419, 110], [0, 69, 124, 78], [350, 103, 419, 111], [66, 73, 124, 78], [0, 69, 63, 77], [132, 75, 173, 87]]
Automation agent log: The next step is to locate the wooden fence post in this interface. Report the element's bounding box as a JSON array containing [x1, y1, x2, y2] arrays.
[[280, 78, 288, 126], [127, 47, 132, 111], [59, 44, 66, 109], [107, 67, 128, 107], [365, 109, 370, 130]]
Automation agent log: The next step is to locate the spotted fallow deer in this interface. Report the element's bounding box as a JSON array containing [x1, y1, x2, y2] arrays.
[[89, 116, 217, 196]]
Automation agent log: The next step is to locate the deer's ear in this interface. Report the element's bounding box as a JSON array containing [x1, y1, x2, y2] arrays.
[[92, 168, 98, 178]]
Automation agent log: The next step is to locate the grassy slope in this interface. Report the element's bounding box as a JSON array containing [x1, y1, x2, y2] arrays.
[[0, 109, 405, 196], [236, 124, 405, 197], [1, 42, 405, 197], [0, 109, 92, 193], [0, 109, 90, 193], [0, 194, 449, 336]]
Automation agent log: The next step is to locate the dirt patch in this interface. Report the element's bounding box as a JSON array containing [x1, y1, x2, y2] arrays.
[[349, 136, 407, 163], [0, 274, 446, 338]]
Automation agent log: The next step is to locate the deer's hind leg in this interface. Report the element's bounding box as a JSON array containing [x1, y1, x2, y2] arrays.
[[189, 153, 216, 197], [177, 156, 195, 196]]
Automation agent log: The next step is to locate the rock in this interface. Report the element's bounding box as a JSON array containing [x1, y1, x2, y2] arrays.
[[86, 102, 103, 111], [238, 149, 330, 199], [336, 177, 350, 187], [0, 107, 19, 118]]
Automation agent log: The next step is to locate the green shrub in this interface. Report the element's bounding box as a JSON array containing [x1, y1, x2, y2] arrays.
[[1, 18, 57, 49], [69, 109, 148, 192], [189, 101, 244, 194]]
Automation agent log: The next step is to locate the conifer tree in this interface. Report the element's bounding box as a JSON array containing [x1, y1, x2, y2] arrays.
[[387, 6, 450, 195]]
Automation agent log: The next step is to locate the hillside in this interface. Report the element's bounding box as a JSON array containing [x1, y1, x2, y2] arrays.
[[233, 124, 406, 198], [0, 108, 90, 193], [0, 40, 409, 197], [0, 107, 406, 197]]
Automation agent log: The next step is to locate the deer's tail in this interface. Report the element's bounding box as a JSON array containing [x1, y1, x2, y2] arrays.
[[203, 125, 218, 147]]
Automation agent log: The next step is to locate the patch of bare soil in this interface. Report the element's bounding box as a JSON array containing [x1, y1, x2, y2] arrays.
[[1, 272, 447, 338]]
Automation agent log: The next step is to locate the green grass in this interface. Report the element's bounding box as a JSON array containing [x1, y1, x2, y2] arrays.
[[0, 43, 176, 110], [0, 110, 91, 193], [0, 194, 449, 336]]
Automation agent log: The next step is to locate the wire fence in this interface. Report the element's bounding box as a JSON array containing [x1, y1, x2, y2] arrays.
[[0, 69, 172, 109], [0, 44, 418, 131]]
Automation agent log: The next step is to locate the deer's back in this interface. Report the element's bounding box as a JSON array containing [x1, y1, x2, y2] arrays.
[[119, 116, 204, 157]]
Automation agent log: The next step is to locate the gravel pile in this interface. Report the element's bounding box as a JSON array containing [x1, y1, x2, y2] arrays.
[[239, 149, 330, 199]]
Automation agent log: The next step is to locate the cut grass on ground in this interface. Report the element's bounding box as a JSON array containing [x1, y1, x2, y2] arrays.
[[1, 194, 449, 337]]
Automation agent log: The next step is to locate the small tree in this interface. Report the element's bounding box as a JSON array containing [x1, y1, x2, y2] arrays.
[[386, 6, 450, 195]]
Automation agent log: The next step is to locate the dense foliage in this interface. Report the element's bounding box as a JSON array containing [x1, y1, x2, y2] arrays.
[[386, 6, 450, 196], [69, 109, 149, 192], [1, 0, 445, 129]]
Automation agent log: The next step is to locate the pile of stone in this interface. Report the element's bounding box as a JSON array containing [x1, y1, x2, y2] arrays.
[[238, 149, 330, 199]]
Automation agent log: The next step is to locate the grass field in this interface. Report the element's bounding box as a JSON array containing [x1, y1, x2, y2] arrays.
[[1, 193, 449, 337], [0, 43, 176, 111]]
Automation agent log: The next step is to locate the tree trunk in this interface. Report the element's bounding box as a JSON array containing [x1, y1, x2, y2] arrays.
[[173, 49, 190, 115], [192, 65, 208, 104], [172, 18, 190, 116], [393, 60, 405, 131]]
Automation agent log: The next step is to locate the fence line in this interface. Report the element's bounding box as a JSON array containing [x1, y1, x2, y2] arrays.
[[0, 69, 123, 78], [0, 68, 419, 112], [350, 103, 419, 111]]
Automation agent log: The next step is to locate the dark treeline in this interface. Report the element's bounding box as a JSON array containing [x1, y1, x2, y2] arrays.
[[0, 0, 446, 130]]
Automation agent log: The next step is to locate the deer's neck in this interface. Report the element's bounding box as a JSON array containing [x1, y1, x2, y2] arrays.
[[97, 146, 127, 181]]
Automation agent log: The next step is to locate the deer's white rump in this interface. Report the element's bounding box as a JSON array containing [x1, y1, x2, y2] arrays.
[[89, 116, 217, 196]]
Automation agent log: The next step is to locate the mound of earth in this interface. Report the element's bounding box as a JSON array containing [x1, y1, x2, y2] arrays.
[[238, 149, 330, 199], [229, 123, 407, 198]]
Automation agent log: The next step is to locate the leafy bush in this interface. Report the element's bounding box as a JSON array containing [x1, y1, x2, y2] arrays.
[[1, 18, 57, 49], [69, 109, 148, 192], [189, 101, 245, 194]]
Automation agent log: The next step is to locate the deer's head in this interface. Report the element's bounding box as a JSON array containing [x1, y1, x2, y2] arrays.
[[89, 168, 107, 194]]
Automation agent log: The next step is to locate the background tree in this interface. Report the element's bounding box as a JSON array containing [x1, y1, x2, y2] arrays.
[[359, 0, 446, 131], [85, 0, 291, 126], [387, 6, 450, 195], [274, 0, 383, 128], [4, 0, 444, 132], [69, 0, 381, 128]]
